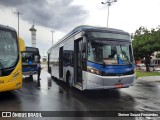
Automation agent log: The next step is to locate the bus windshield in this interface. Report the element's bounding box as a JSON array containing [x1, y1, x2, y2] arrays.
[[88, 40, 133, 65], [0, 30, 18, 69], [22, 47, 40, 64], [22, 52, 39, 64]]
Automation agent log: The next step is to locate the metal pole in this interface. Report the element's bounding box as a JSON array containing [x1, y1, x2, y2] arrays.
[[107, 5, 110, 27], [101, 0, 117, 27], [51, 31, 54, 45], [52, 32, 53, 45], [14, 12, 22, 37], [18, 13, 19, 37]]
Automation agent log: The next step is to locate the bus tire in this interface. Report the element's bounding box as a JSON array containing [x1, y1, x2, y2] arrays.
[[51, 75, 54, 79], [29, 75, 33, 80], [52, 76, 57, 81], [50, 69, 54, 79], [66, 72, 73, 87]]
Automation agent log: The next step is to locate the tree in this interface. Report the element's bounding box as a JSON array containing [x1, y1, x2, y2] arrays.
[[132, 27, 160, 71], [156, 52, 160, 58]]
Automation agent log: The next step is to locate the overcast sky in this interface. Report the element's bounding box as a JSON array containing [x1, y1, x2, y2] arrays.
[[0, 0, 160, 56]]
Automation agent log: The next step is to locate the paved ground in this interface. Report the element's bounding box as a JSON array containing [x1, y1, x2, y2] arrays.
[[138, 76, 160, 82], [0, 65, 160, 120]]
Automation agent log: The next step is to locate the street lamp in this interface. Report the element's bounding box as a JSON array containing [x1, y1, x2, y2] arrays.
[[51, 30, 55, 45], [14, 11, 22, 37], [101, 0, 117, 27]]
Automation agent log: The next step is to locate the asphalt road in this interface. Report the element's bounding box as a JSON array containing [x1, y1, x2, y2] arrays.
[[0, 65, 160, 120]]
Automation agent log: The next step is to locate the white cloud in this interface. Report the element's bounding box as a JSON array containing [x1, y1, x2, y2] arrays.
[[0, 0, 160, 56]]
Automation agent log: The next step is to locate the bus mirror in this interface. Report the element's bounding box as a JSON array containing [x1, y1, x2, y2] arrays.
[[82, 42, 86, 53]]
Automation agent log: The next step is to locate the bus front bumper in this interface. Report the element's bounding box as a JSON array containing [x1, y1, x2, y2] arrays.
[[0, 73, 22, 92], [82, 71, 135, 90], [0, 81, 22, 92]]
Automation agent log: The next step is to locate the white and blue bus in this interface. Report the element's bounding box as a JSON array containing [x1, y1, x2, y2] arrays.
[[22, 47, 40, 79], [48, 25, 135, 90]]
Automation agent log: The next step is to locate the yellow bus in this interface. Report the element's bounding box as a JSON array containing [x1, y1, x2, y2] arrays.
[[0, 25, 25, 92]]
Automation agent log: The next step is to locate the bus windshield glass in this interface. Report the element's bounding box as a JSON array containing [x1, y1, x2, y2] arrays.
[[88, 40, 133, 65], [0, 30, 18, 69], [22, 48, 40, 64]]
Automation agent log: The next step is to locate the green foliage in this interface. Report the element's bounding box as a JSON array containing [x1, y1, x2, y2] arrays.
[[156, 53, 160, 58], [136, 71, 160, 78], [132, 26, 160, 71]]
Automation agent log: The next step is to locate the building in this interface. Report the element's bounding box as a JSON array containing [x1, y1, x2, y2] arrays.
[[29, 25, 37, 47]]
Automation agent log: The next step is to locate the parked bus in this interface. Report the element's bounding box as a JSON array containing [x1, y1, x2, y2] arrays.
[[0, 25, 25, 92], [21, 47, 40, 78], [48, 25, 135, 90]]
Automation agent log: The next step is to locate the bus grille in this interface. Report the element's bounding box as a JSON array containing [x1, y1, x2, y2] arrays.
[[102, 70, 134, 76]]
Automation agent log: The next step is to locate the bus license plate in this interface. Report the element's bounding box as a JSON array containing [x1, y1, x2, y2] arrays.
[[115, 84, 124, 88], [23, 72, 33, 75]]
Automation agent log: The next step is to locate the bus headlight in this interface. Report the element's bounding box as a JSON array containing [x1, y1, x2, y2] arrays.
[[87, 66, 102, 75]]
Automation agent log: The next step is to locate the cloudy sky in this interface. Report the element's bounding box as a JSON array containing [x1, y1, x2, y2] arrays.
[[0, 0, 160, 56]]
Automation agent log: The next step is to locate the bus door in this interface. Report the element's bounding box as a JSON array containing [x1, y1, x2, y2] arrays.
[[74, 39, 85, 84], [59, 47, 63, 78]]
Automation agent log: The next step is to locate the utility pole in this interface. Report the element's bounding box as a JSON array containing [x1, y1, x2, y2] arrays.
[[101, 0, 117, 27], [14, 11, 22, 37], [51, 31, 54, 45]]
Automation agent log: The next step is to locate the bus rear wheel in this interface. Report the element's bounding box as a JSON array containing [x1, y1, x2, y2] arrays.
[[66, 72, 72, 87]]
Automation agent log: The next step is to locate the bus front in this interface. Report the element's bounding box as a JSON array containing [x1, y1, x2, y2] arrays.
[[21, 47, 40, 77], [0, 26, 22, 92], [84, 30, 135, 89]]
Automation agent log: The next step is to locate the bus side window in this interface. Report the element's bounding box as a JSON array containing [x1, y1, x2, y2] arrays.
[[63, 51, 73, 67], [70, 52, 74, 67]]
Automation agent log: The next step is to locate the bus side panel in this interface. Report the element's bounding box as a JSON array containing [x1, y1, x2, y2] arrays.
[[50, 36, 75, 81], [0, 53, 22, 92], [50, 46, 60, 79], [63, 36, 74, 82], [51, 65, 59, 78], [82, 71, 104, 90]]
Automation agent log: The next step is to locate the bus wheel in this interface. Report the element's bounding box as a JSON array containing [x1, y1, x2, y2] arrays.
[[51, 76, 54, 79], [50, 69, 54, 79], [29, 75, 33, 80], [66, 72, 72, 87], [52, 76, 57, 81]]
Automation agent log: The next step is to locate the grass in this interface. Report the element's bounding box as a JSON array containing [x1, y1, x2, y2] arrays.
[[136, 71, 160, 78]]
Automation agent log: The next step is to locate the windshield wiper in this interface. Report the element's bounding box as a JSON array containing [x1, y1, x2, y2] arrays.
[[0, 59, 4, 69]]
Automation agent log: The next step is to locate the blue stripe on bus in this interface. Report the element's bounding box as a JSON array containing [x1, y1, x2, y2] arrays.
[[87, 61, 134, 74], [22, 67, 37, 72]]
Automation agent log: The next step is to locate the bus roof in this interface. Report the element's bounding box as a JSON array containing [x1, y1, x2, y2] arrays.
[[0, 24, 16, 32], [72, 25, 127, 34], [25, 47, 39, 53], [62, 25, 129, 42], [48, 25, 130, 53]]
